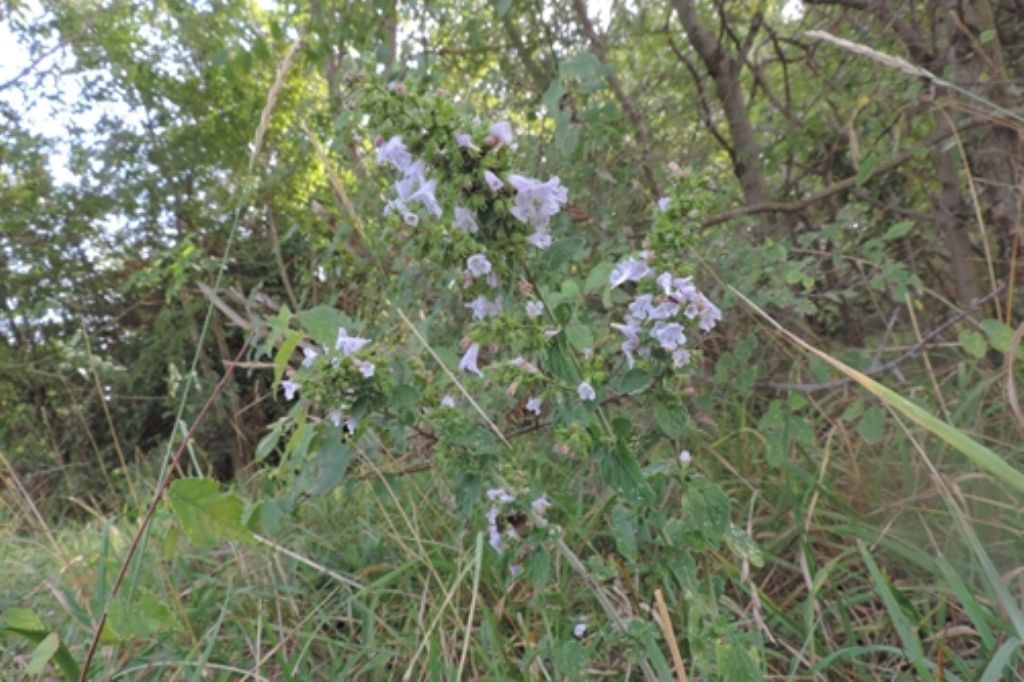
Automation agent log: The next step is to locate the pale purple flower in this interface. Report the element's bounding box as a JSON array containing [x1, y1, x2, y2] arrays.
[[328, 411, 358, 433], [573, 622, 587, 638], [281, 380, 300, 401], [656, 272, 674, 296], [487, 487, 515, 503], [611, 318, 642, 344], [383, 198, 419, 227], [335, 328, 370, 356], [453, 206, 479, 234], [610, 257, 653, 288], [526, 396, 542, 415], [486, 507, 503, 552], [356, 359, 375, 378], [465, 295, 502, 320], [509, 563, 522, 578], [376, 135, 411, 172], [466, 253, 492, 278], [672, 348, 692, 368], [525, 300, 545, 318], [486, 272, 501, 288], [531, 495, 551, 515], [657, 272, 698, 301], [489, 121, 515, 147], [526, 229, 553, 249], [459, 342, 483, 376], [577, 382, 596, 402], [543, 328, 560, 338], [507, 174, 568, 229], [657, 196, 671, 212], [696, 297, 723, 331], [394, 160, 441, 217], [301, 347, 319, 368], [652, 322, 686, 351], [612, 318, 644, 367], [441, 394, 456, 408], [621, 339, 640, 368], [409, 180, 442, 217], [628, 295, 653, 321], [647, 300, 680, 320], [455, 131, 473, 148], [679, 449, 692, 464], [483, 170, 504, 192]]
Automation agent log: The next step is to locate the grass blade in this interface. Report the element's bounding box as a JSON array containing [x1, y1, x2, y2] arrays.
[[857, 541, 933, 681], [979, 637, 1021, 682], [730, 286, 1024, 494]]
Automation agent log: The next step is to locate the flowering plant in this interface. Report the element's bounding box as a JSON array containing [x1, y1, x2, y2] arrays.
[[257, 80, 760, 674]]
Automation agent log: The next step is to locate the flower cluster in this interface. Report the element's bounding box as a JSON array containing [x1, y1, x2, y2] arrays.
[[507, 174, 568, 249], [379, 137, 441, 226], [483, 487, 551, 577], [609, 252, 722, 368], [279, 324, 377, 433], [375, 122, 571, 383]]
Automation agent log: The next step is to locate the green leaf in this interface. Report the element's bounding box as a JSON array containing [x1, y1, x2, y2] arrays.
[[684, 476, 730, 545], [715, 641, 760, 679], [26, 633, 60, 676], [979, 29, 996, 44], [959, 329, 988, 359], [559, 51, 612, 83], [655, 400, 689, 439], [168, 478, 253, 548], [542, 78, 565, 116], [883, 220, 914, 241], [617, 368, 652, 394], [595, 445, 652, 506], [273, 329, 303, 385], [296, 306, 353, 348], [101, 589, 183, 644], [1, 609, 79, 681], [390, 383, 421, 408], [858, 406, 886, 444], [980, 319, 1024, 358], [2, 608, 45, 632], [524, 544, 551, 588], [244, 499, 286, 535], [725, 524, 764, 568], [538, 236, 585, 271], [299, 428, 353, 496], [254, 423, 283, 463], [610, 504, 638, 563], [545, 338, 579, 383], [856, 155, 879, 185], [565, 323, 594, 351], [583, 261, 613, 294]]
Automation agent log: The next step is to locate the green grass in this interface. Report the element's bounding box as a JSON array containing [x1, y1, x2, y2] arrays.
[[4, 349, 1024, 681]]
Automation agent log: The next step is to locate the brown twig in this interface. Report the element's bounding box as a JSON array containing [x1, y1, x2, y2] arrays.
[[699, 119, 986, 229], [78, 340, 250, 681], [763, 286, 1003, 393], [653, 588, 689, 682]]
